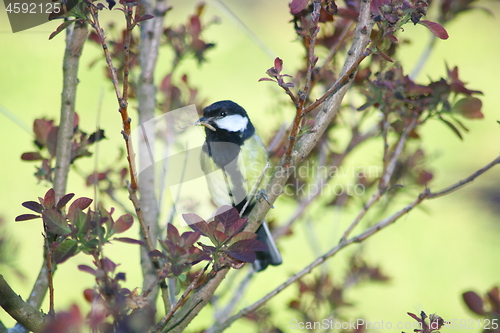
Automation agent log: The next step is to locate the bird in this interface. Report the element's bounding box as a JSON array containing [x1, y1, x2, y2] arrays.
[[196, 100, 282, 272]]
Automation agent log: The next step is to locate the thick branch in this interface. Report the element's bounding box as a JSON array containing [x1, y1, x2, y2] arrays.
[[212, 154, 500, 332], [136, 0, 170, 309], [166, 1, 375, 331], [0, 275, 46, 332]]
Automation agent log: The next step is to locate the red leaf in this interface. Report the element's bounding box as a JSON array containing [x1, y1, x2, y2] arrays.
[[290, 0, 309, 14], [44, 188, 56, 209], [78, 265, 97, 276], [33, 119, 55, 146], [15, 213, 41, 221], [22, 201, 44, 213], [376, 49, 394, 62], [453, 97, 483, 119], [418, 20, 449, 40], [226, 239, 268, 263], [213, 230, 228, 244], [69, 197, 93, 211], [101, 258, 117, 273], [180, 231, 200, 248], [258, 77, 276, 82], [113, 214, 134, 234], [167, 223, 180, 244], [463, 291, 485, 315], [56, 193, 75, 210], [149, 250, 167, 259], [274, 57, 283, 73], [114, 237, 144, 245], [21, 152, 43, 161], [407, 312, 423, 323], [46, 127, 58, 158]]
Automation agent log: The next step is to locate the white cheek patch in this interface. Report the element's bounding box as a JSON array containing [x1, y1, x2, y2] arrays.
[[214, 114, 248, 132]]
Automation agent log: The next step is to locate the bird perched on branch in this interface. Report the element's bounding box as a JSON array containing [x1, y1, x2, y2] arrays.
[[196, 100, 282, 272]]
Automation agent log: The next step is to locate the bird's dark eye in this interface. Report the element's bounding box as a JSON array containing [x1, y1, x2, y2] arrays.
[[220, 111, 227, 117]]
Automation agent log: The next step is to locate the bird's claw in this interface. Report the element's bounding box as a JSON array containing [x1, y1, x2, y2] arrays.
[[256, 189, 273, 208]]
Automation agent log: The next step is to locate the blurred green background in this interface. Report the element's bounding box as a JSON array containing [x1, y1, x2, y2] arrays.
[[1, 0, 500, 332]]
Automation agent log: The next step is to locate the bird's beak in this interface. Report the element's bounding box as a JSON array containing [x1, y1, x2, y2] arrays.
[[195, 116, 216, 131]]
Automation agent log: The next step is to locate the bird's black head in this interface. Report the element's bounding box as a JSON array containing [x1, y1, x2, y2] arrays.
[[198, 100, 255, 145]]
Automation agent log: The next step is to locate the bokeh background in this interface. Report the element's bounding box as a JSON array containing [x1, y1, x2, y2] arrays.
[[1, 0, 500, 332]]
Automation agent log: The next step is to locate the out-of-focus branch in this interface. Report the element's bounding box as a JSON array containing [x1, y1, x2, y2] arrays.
[[23, 21, 88, 324], [136, 0, 170, 310], [166, 1, 375, 331], [0, 275, 46, 332]]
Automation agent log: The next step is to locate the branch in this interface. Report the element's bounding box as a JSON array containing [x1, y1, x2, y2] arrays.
[[136, 0, 170, 310], [88, 5, 138, 190], [24, 21, 88, 323], [283, 1, 321, 166], [212, 153, 500, 332], [165, 1, 375, 331], [340, 114, 419, 241], [0, 275, 46, 332], [426, 155, 500, 199]]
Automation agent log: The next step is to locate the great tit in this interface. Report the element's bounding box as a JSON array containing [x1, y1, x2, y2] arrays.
[[197, 100, 282, 272]]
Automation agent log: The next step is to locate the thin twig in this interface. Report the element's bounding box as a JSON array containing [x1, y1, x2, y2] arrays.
[[426, 155, 500, 199], [283, 1, 321, 166], [341, 115, 418, 241], [273, 125, 378, 239]]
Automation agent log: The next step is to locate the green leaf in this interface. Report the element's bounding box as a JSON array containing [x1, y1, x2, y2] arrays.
[[53, 239, 79, 264], [43, 209, 71, 234]]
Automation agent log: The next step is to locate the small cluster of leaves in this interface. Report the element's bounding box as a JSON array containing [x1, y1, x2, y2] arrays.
[[163, 3, 216, 66], [371, 0, 448, 41], [21, 115, 105, 183], [359, 64, 483, 140], [150, 223, 210, 280], [463, 287, 500, 332], [15, 188, 140, 264], [159, 73, 203, 113], [259, 57, 295, 89], [183, 206, 268, 271], [405, 311, 448, 333]]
